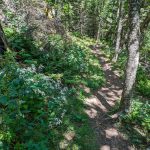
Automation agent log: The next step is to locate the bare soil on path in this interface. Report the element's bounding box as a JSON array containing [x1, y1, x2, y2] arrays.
[[84, 48, 135, 150]]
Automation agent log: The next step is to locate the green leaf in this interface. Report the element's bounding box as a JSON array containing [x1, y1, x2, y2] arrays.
[[0, 96, 8, 105]]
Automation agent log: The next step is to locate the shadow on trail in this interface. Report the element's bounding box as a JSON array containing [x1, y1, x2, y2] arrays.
[[85, 48, 133, 150]]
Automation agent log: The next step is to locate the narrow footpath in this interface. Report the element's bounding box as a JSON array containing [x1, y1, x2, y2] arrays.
[[85, 48, 134, 150]]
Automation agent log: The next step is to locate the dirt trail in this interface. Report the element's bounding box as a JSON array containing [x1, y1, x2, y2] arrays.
[[85, 48, 134, 150]]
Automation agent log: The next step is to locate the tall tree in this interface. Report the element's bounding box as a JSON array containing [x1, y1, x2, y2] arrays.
[[120, 0, 140, 112], [96, 0, 105, 43], [0, 22, 8, 54], [112, 0, 124, 62]]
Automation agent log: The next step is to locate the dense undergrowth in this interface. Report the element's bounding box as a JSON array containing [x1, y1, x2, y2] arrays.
[[0, 26, 149, 149], [121, 99, 150, 147], [0, 28, 104, 149], [1, 0, 150, 149]]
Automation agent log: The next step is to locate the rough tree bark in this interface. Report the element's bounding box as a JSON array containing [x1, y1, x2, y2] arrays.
[[96, 0, 105, 43], [80, 1, 85, 36], [112, 0, 124, 62], [120, 0, 140, 113], [0, 22, 8, 54]]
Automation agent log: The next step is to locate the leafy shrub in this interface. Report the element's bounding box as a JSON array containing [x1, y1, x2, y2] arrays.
[[136, 68, 150, 98], [4, 28, 105, 90], [123, 100, 150, 130], [4, 27, 37, 54], [37, 35, 105, 89], [142, 29, 150, 58], [0, 52, 68, 149], [121, 99, 150, 145], [0, 31, 105, 149]]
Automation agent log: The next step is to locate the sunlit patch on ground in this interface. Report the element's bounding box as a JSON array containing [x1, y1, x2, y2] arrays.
[[105, 128, 119, 139]]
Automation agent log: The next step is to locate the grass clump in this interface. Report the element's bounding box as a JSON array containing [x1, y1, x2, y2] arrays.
[[120, 98, 150, 148]]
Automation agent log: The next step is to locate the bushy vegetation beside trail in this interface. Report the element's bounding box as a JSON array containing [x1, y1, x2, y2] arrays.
[[0, 0, 150, 149], [0, 28, 104, 149], [136, 68, 150, 97], [5, 27, 105, 89], [120, 99, 150, 147], [0, 52, 69, 149]]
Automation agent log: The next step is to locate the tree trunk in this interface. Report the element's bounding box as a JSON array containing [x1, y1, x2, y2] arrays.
[[0, 22, 8, 54], [119, 0, 140, 113], [112, 0, 124, 62], [96, 0, 105, 43], [80, 1, 84, 36], [96, 17, 101, 43]]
